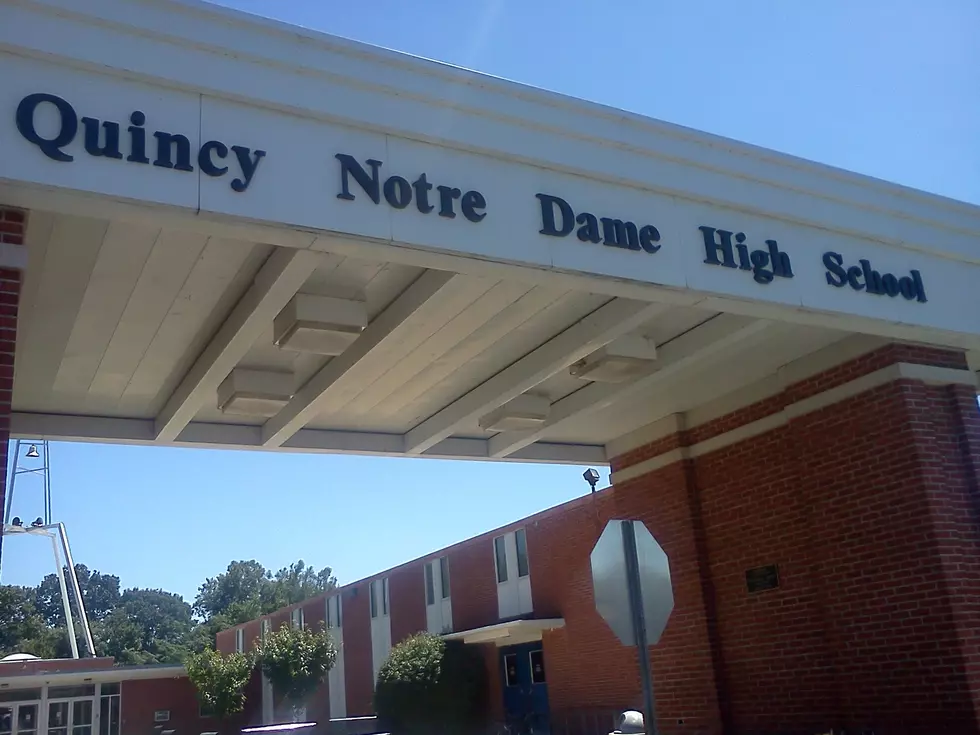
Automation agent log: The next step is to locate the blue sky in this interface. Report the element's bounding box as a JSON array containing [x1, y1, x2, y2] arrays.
[[2, 0, 978, 601]]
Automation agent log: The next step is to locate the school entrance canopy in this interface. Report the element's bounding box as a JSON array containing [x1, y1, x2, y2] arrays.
[[1, 0, 979, 467]]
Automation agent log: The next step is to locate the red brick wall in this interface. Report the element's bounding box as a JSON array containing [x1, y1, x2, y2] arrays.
[[342, 583, 374, 716], [389, 564, 426, 644], [0, 206, 23, 571], [606, 345, 980, 735], [447, 535, 497, 632], [121, 676, 238, 735]]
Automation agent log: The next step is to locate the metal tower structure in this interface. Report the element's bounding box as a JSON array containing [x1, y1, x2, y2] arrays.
[[2, 441, 96, 658], [4, 439, 52, 526]]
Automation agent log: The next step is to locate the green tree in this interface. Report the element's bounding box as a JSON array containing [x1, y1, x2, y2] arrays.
[[34, 565, 120, 627], [374, 633, 487, 735], [257, 623, 336, 717], [0, 585, 49, 653], [194, 560, 336, 626], [95, 588, 194, 664], [185, 648, 255, 721]]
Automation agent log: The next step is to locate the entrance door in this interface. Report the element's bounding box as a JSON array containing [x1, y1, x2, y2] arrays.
[[500, 643, 549, 734], [0, 702, 40, 735]]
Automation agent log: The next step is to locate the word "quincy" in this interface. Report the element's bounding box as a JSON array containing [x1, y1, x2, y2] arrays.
[[15, 93, 265, 192]]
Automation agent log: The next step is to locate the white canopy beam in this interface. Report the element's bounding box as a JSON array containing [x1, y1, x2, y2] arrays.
[[261, 269, 457, 447], [402, 299, 669, 455], [154, 247, 321, 442], [487, 314, 773, 458]]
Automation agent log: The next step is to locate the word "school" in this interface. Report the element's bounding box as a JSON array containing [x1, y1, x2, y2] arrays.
[[15, 93, 266, 192]]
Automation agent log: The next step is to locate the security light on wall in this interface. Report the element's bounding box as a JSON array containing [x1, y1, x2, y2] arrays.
[[569, 334, 658, 383], [478, 393, 551, 432], [273, 293, 368, 355], [216, 368, 294, 417]]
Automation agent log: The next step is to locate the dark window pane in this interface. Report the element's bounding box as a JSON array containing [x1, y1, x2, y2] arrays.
[[72, 701, 92, 727], [48, 703, 69, 730], [424, 563, 435, 606], [0, 706, 12, 735], [440, 556, 450, 599], [494, 536, 508, 583], [49, 686, 95, 699], [529, 650, 546, 684], [99, 684, 119, 696], [382, 578, 389, 616], [18, 704, 37, 733], [0, 691, 41, 704], [503, 654, 518, 687], [515, 529, 529, 578], [369, 582, 377, 618]]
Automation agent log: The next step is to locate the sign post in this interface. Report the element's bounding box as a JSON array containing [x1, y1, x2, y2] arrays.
[[590, 520, 674, 735]]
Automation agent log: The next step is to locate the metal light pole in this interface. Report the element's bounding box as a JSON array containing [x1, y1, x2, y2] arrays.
[[2, 442, 96, 658]]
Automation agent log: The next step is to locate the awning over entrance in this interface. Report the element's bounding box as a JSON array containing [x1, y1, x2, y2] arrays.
[[1, 0, 979, 465], [443, 618, 565, 647]]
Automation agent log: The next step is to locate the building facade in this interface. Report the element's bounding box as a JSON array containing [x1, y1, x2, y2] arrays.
[[0, 655, 249, 735], [221, 338, 980, 735], [2, 1, 980, 734]]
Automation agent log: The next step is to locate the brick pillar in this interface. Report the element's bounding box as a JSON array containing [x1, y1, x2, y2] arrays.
[[0, 206, 24, 573], [608, 344, 980, 735]]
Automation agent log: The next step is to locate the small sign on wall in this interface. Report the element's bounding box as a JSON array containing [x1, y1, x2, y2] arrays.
[[745, 564, 780, 594]]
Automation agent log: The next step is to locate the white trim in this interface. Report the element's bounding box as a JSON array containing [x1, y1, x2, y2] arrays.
[[10, 0, 979, 258], [10, 413, 606, 465], [0, 664, 186, 689], [610, 362, 978, 484], [442, 618, 564, 646]]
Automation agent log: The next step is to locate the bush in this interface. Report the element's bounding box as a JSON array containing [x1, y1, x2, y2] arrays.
[[257, 623, 336, 706], [374, 632, 487, 735], [185, 648, 255, 720]]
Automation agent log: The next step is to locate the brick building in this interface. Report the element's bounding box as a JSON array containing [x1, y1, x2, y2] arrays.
[[0, 654, 249, 735], [220, 343, 980, 735], [3, 2, 980, 734]]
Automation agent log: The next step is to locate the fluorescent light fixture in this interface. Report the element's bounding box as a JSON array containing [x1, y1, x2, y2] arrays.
[[216, 369, 293, 417], [569, 334, 657, 383], [479, 393, 550, 432], [274, 294, 368, 355]]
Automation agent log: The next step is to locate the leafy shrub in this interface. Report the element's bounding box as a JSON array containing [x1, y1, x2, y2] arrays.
[[257, 622, 336, 704], [185, 648, 255, 720], [374, 632, 487, 735]]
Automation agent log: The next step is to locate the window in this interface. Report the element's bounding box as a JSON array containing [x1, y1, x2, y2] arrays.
[[439, 556, 450, 599], [291, 607, 304, 630], [98, 685, 120, 735], [529, 650, 546, 684], [494, 536, 508, 583], [370, 578, 388, 618], [260, 619, 270, 640], [235, 628, 245, 653], [70, 700, 93, 735], [326, 595, 342, 629], [503, 654, 518, 687], [515, 528, 529, 578], [425, 563, 435, 606], [48, 687, 95, 699]]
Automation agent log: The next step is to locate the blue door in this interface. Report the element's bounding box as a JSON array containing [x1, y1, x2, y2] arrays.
[[500, 642, 550, 734]]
